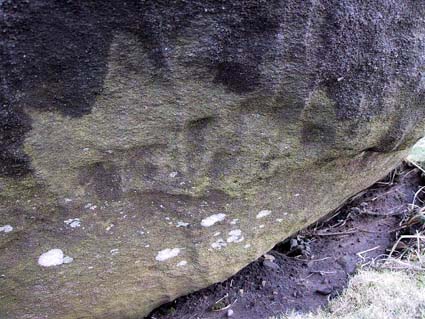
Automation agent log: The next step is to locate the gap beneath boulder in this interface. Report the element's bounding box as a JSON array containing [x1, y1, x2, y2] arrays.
[[147, 164, 423, 319]]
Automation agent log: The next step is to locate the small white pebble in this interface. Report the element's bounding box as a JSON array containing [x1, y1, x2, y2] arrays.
[[294, 193, 300, 197], [230, 219, 239, 225], [259, 224, 265, 229], [276, 218, 283, 223], [244, 244, 251, 249], [213, 231, 221, 237], [256, 210, 272, 219], [227, 309, 234, 317], [0, 225, 13, 233], [110, 248, 119, 255], [106, 224, 114, 231], [169, 171, 178, 178]]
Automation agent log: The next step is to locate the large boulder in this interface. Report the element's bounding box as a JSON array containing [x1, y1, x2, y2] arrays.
[[1, 1, 425, 318]]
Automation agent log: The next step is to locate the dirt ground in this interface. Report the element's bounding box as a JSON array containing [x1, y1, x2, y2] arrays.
[[147, 165, 424, 319]]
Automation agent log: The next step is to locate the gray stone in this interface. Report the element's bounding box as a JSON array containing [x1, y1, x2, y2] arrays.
[[1, 1, 425, 318]]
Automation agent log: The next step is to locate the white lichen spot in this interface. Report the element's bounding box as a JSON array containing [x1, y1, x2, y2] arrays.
[[244, 244, 251, 249], [213, 231, 221, 237], [201, 213, 226, 227], [84, 203, 97, 210], [259, 224, 265, 229], [0, 225, 13, 233], [227, 229, 244, 243], [256, 210, 272, 219], [64, 218, 81, 228], [294, 193, 300, 197], [38, 249, 73, 267], [155, 248, 181, 262], [145, 244, 150, 248], [64, 198, 72, 203], [211, 238, 227, 250], [106, 224, 114, 231], [176, 260, 188, 267], [169, 171, 178, 178], [276, 218, 283, 223], [110, 248, 119, 255], [230, 219, 239, 225], [63, 256, 74, 264], [176, 221, 189, 228]]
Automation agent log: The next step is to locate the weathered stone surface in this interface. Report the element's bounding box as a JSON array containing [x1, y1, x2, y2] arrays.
[[1, 1, 425, 318]]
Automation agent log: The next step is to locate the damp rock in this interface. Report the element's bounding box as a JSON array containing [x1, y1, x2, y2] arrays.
[[2, 1, 425, 318]]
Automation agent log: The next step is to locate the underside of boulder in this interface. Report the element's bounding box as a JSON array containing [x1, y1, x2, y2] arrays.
[[1, 1, 425, 318]]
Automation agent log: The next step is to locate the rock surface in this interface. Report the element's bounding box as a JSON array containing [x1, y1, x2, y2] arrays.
[[1, 1, 425, 318]]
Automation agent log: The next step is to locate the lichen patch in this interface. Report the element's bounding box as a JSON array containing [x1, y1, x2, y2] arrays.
[[227, 229, 244, 243], [176, 221, 189, 228], [211, 238, 227, 250], [176, 260, 188, 267], [0, 225, 13, 233], [156, 248, 181, 262], [256, 210, 272, 219], [38, 249, 73, 267], [201, 213, 226, 227], [64, 218, 81, 228]]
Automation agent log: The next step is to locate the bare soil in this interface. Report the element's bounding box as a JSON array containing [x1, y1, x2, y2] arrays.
[[147, 165, 423, 319]]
